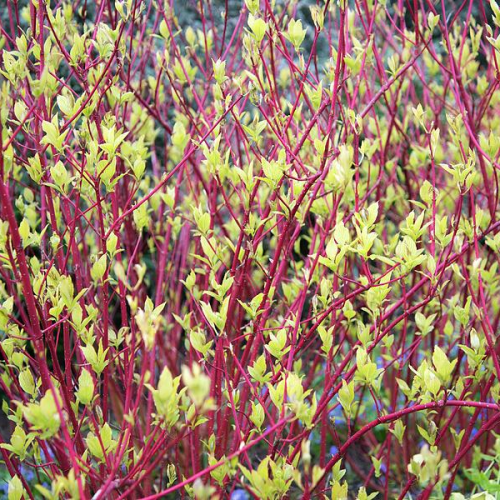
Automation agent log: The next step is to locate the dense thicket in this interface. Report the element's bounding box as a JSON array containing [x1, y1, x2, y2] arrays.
[[1, 0, 500, 498]]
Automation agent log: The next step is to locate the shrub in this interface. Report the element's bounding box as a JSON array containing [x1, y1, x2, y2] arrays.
[[1, 0, 500, 498]]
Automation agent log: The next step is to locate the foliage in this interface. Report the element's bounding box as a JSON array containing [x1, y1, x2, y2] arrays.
[[1, 0, 500, 498]]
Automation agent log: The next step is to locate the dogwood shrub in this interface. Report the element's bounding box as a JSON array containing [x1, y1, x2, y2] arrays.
[[1, 0, 500, 498]]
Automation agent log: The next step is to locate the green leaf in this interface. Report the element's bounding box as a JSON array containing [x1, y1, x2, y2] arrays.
[[248, 15, 267, 42], [338, 380, 355, 417], [91, 254, 107, 282], [432, 346, 457, 384], [19, 369, 36, 396], [76, 368, 95, 405], [23, 390, 61, 438], [81, 340, 109, 375], [8, 475, 25, 500], [86, 423, 117, 461], [250, 401, 265, 430], [248, 355, 271, 384]]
